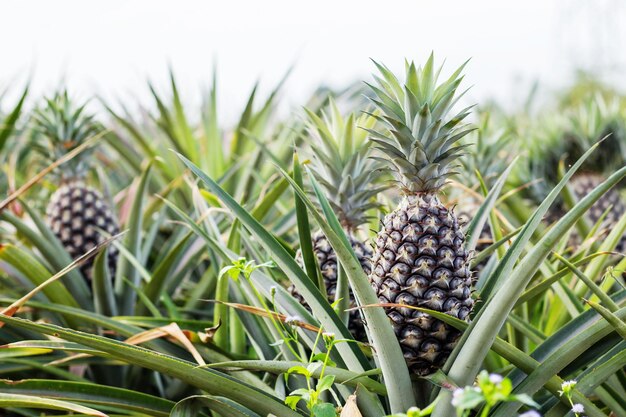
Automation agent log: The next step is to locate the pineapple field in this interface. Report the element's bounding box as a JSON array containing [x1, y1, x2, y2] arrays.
[[1, 54, 626, 417]]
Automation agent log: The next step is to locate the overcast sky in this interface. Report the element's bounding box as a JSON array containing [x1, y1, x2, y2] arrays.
[[2, 0, 626, 121]]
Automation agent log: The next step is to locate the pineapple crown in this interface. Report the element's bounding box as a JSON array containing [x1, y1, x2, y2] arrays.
[[32, 90, 102, 181], [303, 99, 387, 231], [365, 54, 475, 194]]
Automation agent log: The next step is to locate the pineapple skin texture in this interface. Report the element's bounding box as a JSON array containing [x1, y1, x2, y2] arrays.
[[370, 194, 474, 375], [290, 230, 372, 341], [46, 180, 119, 281]]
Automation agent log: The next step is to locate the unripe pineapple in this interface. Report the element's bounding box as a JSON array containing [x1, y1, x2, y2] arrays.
[[366, 56, 475, 375], [33, 92, 119, 282], [289, 100, 386, 340]]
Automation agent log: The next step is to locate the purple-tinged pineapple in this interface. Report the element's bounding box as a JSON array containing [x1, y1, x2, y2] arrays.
[[366, 56, 475, 375], [33, 92, 119, 282], [289, 100, 386, 340]]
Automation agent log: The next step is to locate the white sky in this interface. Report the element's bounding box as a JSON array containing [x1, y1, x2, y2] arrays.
[[2, 0, 626, 122]]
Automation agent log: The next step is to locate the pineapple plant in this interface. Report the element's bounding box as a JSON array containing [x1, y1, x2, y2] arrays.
[[2, 63, 626, 417], [563, 97, 625, 245], [366, 56, 475, 375], [289, 100, 386, 340], [520, 94, 626, 247], [33, 91, 119, 282]]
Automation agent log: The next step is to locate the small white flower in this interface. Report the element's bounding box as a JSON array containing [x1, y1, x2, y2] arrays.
[[562, 380, 577, 390], [322, 331, 336, 339], [559, 380, 577, 396], [518, 411, 541, 417], [572, 404, 584, 413], [489, 373, 504, 384], [451, 388, 464, 407]]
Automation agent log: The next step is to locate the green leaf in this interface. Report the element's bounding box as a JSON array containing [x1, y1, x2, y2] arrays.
[[0, 392, 106, 416], [159, 195, 323, 361], [492, 306, 626, 416], [542, 344, 626, 416], [312, 402, 337, 417], [553, 252, 619, 311], [171, 395, 261, 417], [293, 151, 322, 290], [311, 352, 337, 367], [250, 175, 290, 220], [579, 205, 626, 296], [0, 347, 52, 359], [286, 395, 302, 410], [139, 231, 194, 315], [0, 379, 173, 416], [169, 69, 199, 164], [307, 361, 323, 375], [0, 314, 303, 417], [455, 389, 484, 410], [0, 85, 28, 153], [585, 299, 626, 339], [437, 144, 626, 417], [116, 161, 153, 315], [288, 365, 311, 377], [317, 375, 336, 392], [1, 207, 92, 309], [355, 384, 388, 417], [465, 158, 516, 253], [176, 152, 371, 374], [5, 340, 106, 356], [201, 67, 225, 177], [509, 394, 539, 408], [0, 244, 79, 311], [382, 302, 608, 416], [208, 360, 385, 394], [92, 248, 118, 317]]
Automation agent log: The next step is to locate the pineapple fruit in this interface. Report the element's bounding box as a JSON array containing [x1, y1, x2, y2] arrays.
[[33, 91, 119, 282], [366, 56, 475, 375], [289, 100, 385, 340]]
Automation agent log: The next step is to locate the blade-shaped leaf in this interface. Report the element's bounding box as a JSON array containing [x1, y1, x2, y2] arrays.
[[0, 314, 303, 417]]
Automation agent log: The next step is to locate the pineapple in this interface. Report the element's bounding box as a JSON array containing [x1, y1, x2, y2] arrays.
[[33, 91, 119, 282], [366, 56, 475, 375], [289, 100, 386, 340]]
